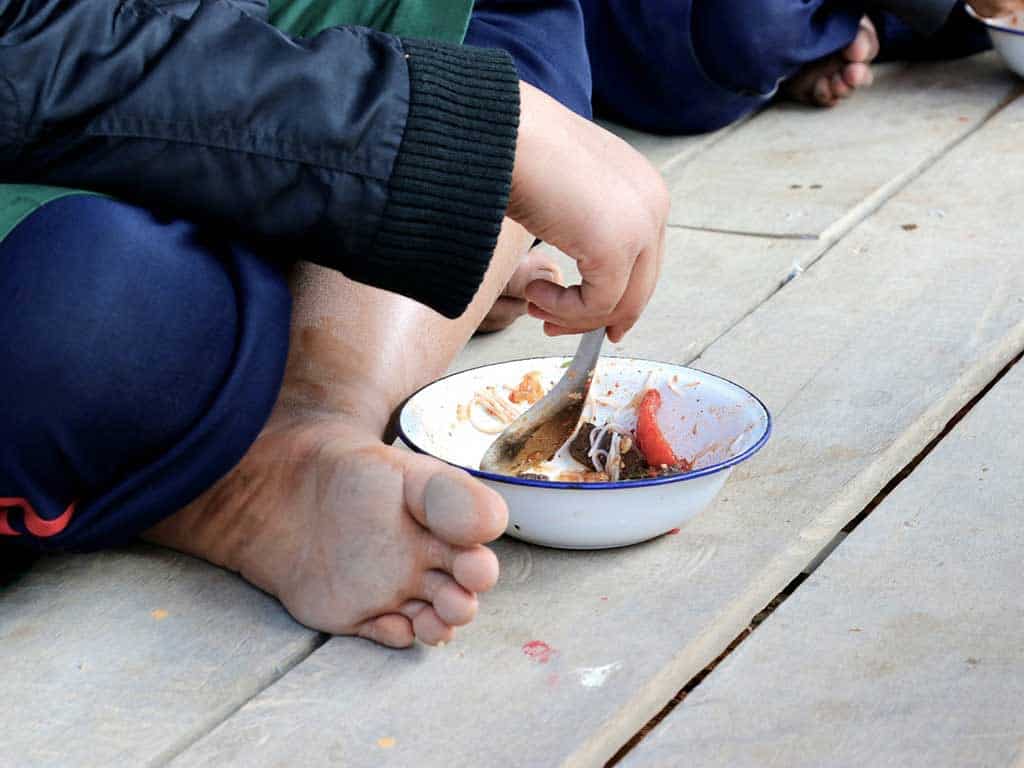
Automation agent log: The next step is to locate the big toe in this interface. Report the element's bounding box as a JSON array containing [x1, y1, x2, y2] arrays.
[[413, 469, 508, 546], [845, 16, 880, 63]]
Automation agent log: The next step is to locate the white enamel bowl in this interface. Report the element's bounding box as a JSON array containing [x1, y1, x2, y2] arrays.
[[967, 7, 1024, 77], [398, 357, 771, 549]]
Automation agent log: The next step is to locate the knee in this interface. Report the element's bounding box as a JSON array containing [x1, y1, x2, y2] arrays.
[[0, 196, 246, 465]]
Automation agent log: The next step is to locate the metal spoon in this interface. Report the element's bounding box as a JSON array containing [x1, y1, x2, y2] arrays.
[[479, 327, 605, 475]]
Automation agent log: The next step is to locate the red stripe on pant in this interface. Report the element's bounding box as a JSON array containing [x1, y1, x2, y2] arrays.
[[0, 498, 76, 537]]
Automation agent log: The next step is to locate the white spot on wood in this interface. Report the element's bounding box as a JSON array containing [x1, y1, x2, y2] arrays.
[[574, 662, 622, 688]]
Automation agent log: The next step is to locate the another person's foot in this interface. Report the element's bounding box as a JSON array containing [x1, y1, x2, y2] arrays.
[[145, 411, 508, 647], [477, 246, 563, 334], [781, 16, 879, 108]]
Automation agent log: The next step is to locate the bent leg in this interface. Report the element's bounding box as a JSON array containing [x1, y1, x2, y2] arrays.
[[280, 218, 535, 435], [580, 0, 862, 133], [0, 195, 291, 552], [145, 219, 535, 647]]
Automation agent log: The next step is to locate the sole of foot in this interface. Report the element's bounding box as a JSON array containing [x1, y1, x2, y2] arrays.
[[145, 413, 509, 648]]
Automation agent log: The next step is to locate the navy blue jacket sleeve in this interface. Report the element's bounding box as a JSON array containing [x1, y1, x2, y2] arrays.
[[0, 0, 520, 318]]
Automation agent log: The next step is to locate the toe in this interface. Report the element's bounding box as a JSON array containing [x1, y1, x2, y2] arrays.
[[401, 601, 456, 646], [843, 62, 872, 88], [357, 614, 416, 648], [831, 73, 851, 99], [410, 469, 508, 546], [424, 537, 500, 594], [420, 570, 479, 626], [812, 77, 834, 107], [845, 17, 879, 63], [453, 546, 500, 593]]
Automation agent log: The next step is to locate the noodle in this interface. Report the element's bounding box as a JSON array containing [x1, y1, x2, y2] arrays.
[[464, 386, 522, 435]]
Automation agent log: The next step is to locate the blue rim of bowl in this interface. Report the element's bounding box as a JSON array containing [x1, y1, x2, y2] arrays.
[[965, 5, 1024, 35], [396, 356, 773, 491]]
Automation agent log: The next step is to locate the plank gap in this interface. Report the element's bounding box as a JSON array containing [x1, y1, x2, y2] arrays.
[[666, 223, 818, 241], [816, 86, 1024, 245], [838, 344, 1024, 539], [152, 632, 332, 767], [604, 573, 810, 767], [606, 344, 1024, 767]]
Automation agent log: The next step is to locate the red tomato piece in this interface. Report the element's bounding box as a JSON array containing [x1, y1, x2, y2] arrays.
[[635, 389, 679, 468]]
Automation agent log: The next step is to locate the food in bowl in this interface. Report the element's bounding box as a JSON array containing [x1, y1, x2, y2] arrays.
[[398, 357, 771, 549], [469, 370, 696, 482]]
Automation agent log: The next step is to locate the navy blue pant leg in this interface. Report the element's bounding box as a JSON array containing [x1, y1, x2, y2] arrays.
[[466, 0, 593, 119], [0, 195, 291, 552], [580, 0, 861, 134]]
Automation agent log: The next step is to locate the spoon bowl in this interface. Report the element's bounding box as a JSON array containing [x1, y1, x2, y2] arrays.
[[479, 328, 605, 475]]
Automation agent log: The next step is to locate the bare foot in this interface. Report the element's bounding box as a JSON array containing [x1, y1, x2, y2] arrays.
[[781, 16, 879, 108], [144, 411, 508, 647], [477, 247, 563, 334]]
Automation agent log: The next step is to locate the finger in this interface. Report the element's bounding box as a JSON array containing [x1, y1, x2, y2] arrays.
[[543, 322, 592, 337], [607, 237, 662, 343], [505, 248, 564, 300], [525, 251, 633, 326], [529, 304, 603, 335]]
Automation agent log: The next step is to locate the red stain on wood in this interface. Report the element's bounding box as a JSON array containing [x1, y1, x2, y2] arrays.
[[522, 640, 557, 663]]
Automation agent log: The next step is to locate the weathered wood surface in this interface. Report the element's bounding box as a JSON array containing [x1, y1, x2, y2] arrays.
[[666, 55, 1019, 238], [600, 119, 742, 173], [0, 547, 318, 767], [0, 72, 768, 768], [624, 363, 1024, 768], [167, 85, 1024, 768]]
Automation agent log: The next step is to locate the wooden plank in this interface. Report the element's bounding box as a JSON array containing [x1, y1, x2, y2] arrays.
[[0, 547, 317, 767], [168, 96, 1024, 767], [0, 101, 785, 768], [600, 118, 743, 173], [666, 54, 1018, 238], [623, 363, 1024, 768]]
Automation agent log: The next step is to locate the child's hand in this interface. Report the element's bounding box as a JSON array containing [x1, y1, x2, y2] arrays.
[[967, 0, 1024, 17], [508, 82, 669, 343], [477, 248, 564, 334]]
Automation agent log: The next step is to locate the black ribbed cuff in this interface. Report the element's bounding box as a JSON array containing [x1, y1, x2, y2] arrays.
[[369, 38, 520, 319]]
